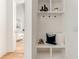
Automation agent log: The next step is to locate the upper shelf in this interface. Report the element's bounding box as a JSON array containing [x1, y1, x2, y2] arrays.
[[38, 0, 64, 14], [38, 11, 64, 14], [36, 43, 65, 49], [16, 0, 24, 4]]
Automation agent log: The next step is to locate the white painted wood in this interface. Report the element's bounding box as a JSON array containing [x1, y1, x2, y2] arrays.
[[37, 48, 50, 59], [36, 44, 65, 49], [37, 52, 50, 59], [50, 0, 52, 12], [50, 48, 52, 59], [7, 0, 16, 52], [32, 0, 38, 59], [38, 11, 64, 14], [25, 0, 32, 59], [36, 0, 65, 59], [15, 0, 24, 4], [0, 0, 8, 57], [64, 0, 78, 59], [16, 1, 24, 4], [51, 0, 63, 12], [13, 0, 16, 51]]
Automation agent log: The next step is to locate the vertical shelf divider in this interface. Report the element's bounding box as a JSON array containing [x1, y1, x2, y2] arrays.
[[50, 48, 53, 59], [50, 0, 52, 12]]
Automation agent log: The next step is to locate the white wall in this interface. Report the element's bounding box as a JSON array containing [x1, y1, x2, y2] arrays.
[[25, 0, 32, 59], [0, 0, 8, 57], [7, 0, 16, 52], [64, 0, 78, 59], [37, 14, 63, 40]]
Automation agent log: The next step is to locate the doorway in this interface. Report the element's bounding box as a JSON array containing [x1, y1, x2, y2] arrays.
[[15, 1, 25, 59], [1, 0, 25, 59]]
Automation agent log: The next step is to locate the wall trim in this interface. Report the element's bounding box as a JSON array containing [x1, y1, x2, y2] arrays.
[[0, 51, 7, 58], [0, 50, 15, 58]]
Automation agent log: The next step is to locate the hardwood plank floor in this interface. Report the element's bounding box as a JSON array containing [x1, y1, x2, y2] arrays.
[[1, 40, 24, 59]]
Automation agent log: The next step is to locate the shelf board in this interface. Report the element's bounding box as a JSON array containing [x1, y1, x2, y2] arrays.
[[38, 11, 64, 14], [36, 43, 65, 49], [16, 0, 24, 4]]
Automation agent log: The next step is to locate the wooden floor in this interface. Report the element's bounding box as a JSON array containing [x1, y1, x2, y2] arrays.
[[1, 40, 24, 59]]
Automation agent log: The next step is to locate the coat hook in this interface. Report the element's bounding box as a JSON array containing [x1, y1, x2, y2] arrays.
[[54, 16, 56, 18], [48, 16, 50, 18], [43, 15, 45, 17]]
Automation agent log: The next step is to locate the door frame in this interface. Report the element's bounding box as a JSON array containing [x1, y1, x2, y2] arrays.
[[7, 0, 33, 59], [7, 0, 16, 52]]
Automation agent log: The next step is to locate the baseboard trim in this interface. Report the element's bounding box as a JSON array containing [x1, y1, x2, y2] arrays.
[[0, 51, 7, 58], [8, 50, 16, 52], [0, 50, 15, 58]]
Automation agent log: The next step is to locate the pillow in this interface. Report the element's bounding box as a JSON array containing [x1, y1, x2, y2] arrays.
[[46, 33, 57, 45]]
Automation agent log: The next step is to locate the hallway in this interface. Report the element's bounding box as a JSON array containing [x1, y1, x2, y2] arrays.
[[1, 40, 24, 59]]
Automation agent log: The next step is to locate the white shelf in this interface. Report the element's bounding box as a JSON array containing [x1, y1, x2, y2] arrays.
[[36, 43, 65, 49], [38, 11, 64, 14], [16, 0, 24, 4], [36, 0, 65, 59], [36, 43, 65, 59]]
